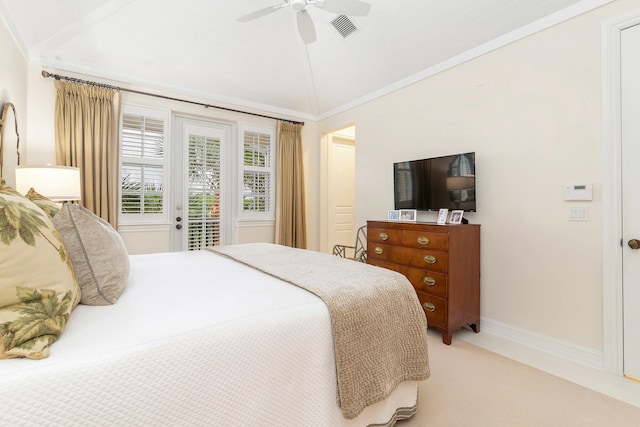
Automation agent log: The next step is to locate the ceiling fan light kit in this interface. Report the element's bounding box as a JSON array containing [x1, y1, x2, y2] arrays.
[[290, 0, 307, 12], [238, 0, 371, 44]]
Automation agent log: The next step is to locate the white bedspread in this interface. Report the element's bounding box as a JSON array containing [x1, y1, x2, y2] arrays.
[[0, 250, 418, 426]]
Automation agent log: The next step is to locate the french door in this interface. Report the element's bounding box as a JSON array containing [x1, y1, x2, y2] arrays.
[[171, 117, 233, 251]]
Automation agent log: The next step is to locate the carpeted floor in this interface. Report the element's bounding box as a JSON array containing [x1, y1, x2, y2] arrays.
[[397, 330, 640, 426]]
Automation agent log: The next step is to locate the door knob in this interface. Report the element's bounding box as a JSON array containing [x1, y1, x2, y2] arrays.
[[176, 224, 182, 230], [629, 239, 640, 250], [176, 216, 182, 222]]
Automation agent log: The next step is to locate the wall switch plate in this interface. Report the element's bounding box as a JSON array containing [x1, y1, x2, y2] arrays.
[[568, 205, 588, 221]]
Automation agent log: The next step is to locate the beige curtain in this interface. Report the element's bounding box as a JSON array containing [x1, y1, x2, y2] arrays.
[[55, 81, 121, 228], [275, 121, 307, 248]]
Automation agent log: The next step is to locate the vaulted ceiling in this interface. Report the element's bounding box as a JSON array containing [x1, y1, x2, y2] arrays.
[[0, 0, 610, 120]]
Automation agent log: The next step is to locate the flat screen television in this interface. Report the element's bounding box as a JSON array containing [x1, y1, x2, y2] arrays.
[[393, 152, 476, 212]]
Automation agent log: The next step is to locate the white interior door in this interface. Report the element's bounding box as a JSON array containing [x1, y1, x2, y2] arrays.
[[327, 134, 355, 251], [621, 23, 640, 380], [172, 117, 233, 251]]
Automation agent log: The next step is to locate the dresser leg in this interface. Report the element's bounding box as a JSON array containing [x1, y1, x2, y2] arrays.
[[469, 321, 480, 333], [442, 331, 452, 345]]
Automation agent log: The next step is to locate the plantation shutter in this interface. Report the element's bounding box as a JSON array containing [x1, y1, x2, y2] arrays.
[[241, 127, 274, 218], [120, 108, 168, 223], [187, 133, 221, 250]]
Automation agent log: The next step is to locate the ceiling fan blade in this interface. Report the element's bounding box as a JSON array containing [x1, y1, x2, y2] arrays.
[[297, 10, 317, 44], [238, 4, 283, 22], [320, 0, 371, 16]]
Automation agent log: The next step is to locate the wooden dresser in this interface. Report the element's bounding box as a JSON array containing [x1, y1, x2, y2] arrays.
[[367, 220, 480, 344]]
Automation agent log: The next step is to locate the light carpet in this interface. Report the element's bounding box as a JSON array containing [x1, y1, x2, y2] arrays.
[[398, 329, 640, 426]]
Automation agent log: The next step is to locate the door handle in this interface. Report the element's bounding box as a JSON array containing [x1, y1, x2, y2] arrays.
[[629, 239, 640, 250], [176, 224, 182, 230]]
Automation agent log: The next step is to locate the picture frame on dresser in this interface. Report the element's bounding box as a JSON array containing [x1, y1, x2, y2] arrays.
[[399, 209, 417, 222], [437, 209, 448, 225], [387, 210, 400, 221], [449, 210, 464, 224]]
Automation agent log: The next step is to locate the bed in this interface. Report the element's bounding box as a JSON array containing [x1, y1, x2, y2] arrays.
[[0, 182, 430, 426]]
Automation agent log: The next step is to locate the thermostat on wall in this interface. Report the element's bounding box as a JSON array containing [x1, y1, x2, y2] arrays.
[[563, 183, 592, 201]]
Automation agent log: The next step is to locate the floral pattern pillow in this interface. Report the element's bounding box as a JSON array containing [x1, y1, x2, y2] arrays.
[[0, 184, 80, 359], [25, 187, 61, 219]]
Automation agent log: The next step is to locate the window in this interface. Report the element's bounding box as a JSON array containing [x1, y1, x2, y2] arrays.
[[239, 124, 275, 219], [119, 104, 170, 224]]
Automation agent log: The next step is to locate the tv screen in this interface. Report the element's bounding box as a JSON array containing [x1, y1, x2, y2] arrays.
[[394, 152, 476, 212]]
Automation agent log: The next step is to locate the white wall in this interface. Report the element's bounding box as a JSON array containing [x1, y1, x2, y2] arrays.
[[318, 0, 640, 354], [0, 16, 27, 185]]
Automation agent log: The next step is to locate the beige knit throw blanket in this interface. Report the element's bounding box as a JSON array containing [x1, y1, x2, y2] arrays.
[[209, 243, 430, 419]]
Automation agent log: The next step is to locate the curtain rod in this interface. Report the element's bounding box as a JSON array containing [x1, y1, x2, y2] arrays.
[[41, 70, 304, 126]]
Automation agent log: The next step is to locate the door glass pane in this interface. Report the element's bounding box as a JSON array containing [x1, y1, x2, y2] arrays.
[[187, 134, 221, 250]]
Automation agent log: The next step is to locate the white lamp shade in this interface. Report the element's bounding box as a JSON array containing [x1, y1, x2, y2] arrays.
[[16, 165, 81, 201]]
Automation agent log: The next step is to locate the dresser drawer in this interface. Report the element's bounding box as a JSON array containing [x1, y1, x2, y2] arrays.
[[368, 227, 402, 245], [402, 230, 448, 250], [368, 261, 448, 297], [416, 291, 447, 327], [367, 242, 403, 264], [403, 248, 448, 272], [404, 267, 447, 297]]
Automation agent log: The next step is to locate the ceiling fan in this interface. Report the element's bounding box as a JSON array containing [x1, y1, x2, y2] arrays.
[[238, 0, 371, 44]]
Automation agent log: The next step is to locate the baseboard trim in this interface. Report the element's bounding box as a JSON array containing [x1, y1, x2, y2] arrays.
[[466, 317, 604, 371]]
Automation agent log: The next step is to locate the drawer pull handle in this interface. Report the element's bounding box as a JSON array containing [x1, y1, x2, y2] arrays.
[[379, 232, 389, 241], [417, 236, 430, 245], [423, 276, 436, 286], [374, 247, 384, 255], [423, 302, 436, 312], [424, 255, 436, 264]]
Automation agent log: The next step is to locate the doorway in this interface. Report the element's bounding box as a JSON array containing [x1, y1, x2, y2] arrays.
[[325, 126, 356, 253], [620, 22, 640, 381], [171, 116, 233, 251], [603, 13, 640, 378]]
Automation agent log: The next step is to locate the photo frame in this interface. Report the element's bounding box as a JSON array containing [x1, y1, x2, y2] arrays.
[[449, 210, 464, 225], [437, 208, 448, 225], [387, 210, 400, 222], [399, 209, 417, 222]]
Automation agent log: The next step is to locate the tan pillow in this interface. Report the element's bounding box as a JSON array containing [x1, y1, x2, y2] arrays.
[[0, 184, 80, 359], [53, 203, 129, 305], [25, 188, 60, 219]]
